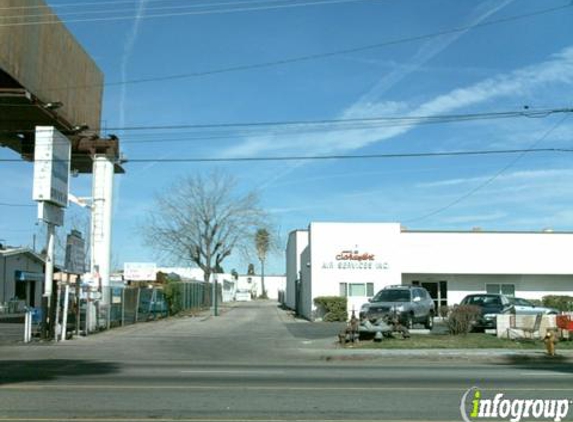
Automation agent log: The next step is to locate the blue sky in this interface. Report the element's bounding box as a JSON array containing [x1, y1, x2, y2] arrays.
[[1, 0, 572, 274]]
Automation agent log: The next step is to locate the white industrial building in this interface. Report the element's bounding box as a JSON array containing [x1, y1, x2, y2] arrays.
[[125, 263, 286, 302], [237, 274, 286, 300], [286, 222, 573, 321]]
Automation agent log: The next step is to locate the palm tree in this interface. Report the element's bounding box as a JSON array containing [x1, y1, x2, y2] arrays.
[[255, 228, 270, 299]]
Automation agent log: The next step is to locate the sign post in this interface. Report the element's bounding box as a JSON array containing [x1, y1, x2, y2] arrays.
[[33, 126, 70, 339]]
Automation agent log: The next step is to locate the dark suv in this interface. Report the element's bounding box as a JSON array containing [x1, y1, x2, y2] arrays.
[[364, 285, 435, 329], [459, 293, 514, 329]]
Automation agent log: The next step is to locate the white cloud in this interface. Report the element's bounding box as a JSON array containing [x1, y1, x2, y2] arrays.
[[417, 168, 573, 189], [415, 48, 573, 117], [356, 0, 515, 106], [439, 211, 508, 224], [227, 45, 573, 162], [227, 1, 522, 161], [510, 210, 573, 229]]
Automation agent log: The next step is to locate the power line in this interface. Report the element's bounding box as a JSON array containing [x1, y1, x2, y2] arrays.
[[404, 115, 572, 224], [1, 147, 571, 164], [0, 0, 377, 27], [115, 147, 573, 162], [2, 107, 570, 137], [0, 0, 194, 10], [100, 108, 572, 132], [0, 202, 35, 208], [2, 3, 567, 91], [4, 0, 343, 20]]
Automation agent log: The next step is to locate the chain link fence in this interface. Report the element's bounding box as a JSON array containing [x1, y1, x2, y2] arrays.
[[97, 282, 220, 330], [0, 281, 222, 342]]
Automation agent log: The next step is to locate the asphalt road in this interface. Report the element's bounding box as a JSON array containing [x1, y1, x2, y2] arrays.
[[1, 301, 573, 422]]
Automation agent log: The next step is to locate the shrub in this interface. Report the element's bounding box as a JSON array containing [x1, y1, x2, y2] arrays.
[[439, 305, 450, 318], [446, 305, 481, 335], [313, 296, 348, 322], [528, 299, 543, 307], [163, 280, 182, 316], [542, 295, 573, 312]]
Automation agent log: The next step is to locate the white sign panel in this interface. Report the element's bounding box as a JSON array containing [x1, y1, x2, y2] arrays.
[[37, 201, 64, 226], [33, 126, 71, 208], [124, 262, 157, 281]]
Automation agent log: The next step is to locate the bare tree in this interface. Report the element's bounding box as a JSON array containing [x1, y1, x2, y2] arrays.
[[143, 172, 270, 283]]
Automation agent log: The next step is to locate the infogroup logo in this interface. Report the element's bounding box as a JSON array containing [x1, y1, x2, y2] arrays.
[[461, 387, 572, 422]]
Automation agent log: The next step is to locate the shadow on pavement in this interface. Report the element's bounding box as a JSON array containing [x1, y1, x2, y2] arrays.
[[0, 359, 120, 384], [496, 353, 573, 374]]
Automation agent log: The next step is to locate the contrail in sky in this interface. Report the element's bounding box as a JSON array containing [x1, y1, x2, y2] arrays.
[[117, 0, 149, 212], [355, 0, 515, 105], [119, 0, 149, 129], [254, 0, 516, 190]]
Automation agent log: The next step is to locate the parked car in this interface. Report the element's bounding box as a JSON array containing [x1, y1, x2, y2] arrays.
[[459, 293, 514, 329], [507, 297, 559, 315], [364, 285, 435, 329]]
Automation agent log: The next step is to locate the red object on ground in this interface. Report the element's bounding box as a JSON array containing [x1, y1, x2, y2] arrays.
[[556, 315, 573, 331]]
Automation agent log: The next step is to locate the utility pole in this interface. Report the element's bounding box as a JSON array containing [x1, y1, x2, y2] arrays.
[[43, 223, 55, 300]]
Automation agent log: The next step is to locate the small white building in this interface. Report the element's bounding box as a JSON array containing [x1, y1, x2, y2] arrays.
[[0, 247, 45, 310], [237, 274, 286, 300], [286, 222, 573, 321]]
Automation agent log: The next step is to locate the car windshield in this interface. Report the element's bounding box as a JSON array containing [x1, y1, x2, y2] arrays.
[[508, 297, 532, 306], [373, 290, 410, 302], [465, 296, 502, 306], [507, 297, 524, 305]]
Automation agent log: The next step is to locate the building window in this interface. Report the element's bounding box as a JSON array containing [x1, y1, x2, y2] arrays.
[[349, 283, 366, 297], [340, 283, 373, 297], [486, 283, 515, 297]]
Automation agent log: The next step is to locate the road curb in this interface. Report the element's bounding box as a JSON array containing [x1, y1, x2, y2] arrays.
[[306, 348, 573, 363]]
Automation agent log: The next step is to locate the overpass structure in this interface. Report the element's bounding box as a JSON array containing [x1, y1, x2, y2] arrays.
[[0, 0, 124, 330]]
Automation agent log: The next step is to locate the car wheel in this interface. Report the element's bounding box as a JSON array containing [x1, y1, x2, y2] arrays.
[[424, 314, 434, 330]]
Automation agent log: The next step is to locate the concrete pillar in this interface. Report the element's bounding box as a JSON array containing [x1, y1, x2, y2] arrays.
[[91, 155, 114, 307]]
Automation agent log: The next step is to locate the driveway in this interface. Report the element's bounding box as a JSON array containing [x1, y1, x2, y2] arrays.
[[0, 300, 342, 363]]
